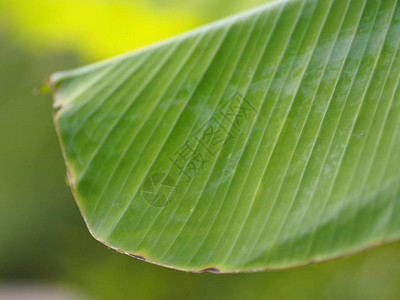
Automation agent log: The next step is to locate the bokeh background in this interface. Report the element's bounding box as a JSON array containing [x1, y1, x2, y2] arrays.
[[1, 0, 400, 299]]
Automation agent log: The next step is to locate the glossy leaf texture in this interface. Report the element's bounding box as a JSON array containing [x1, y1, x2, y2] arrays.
[[49, 0, 400, 273]]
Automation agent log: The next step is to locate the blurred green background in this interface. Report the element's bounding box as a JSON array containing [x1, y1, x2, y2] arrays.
[[1, 0, 400, 299]]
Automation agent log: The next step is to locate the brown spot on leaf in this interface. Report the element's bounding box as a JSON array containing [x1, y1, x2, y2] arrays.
[[196, 267, 220, 274], [129, 254, 146, 261]]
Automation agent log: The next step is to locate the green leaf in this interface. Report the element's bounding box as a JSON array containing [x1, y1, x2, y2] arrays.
[[49, 0, 400, 273]]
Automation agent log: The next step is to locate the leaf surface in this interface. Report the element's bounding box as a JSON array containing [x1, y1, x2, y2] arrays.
[[50, 0, 400, 272]]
